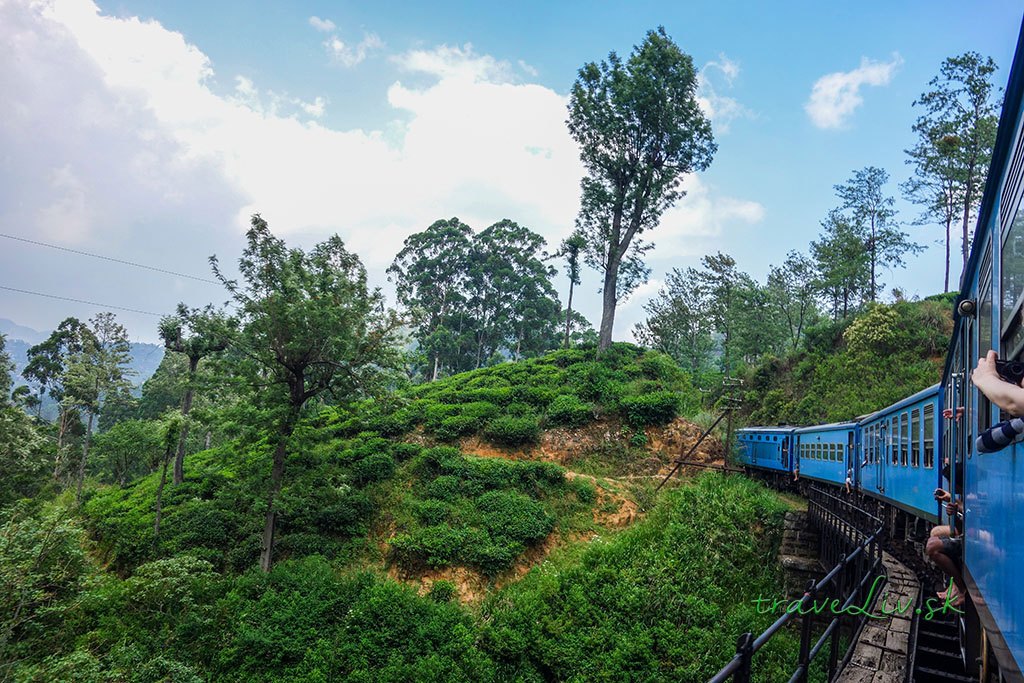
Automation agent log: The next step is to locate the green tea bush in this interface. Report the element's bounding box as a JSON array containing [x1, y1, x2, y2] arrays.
[[428, 580, 458, 603], [352, 452, 396, 485], [545, 394, 593, 428], [434, 415, 478, 441], [619, 391, 680, 427], [483, 416, 541, 446]]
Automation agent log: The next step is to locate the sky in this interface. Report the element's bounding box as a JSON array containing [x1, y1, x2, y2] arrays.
[[1, 0, 1022, 344]]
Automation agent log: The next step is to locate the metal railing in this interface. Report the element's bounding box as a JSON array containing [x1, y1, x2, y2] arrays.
[[708, 486, 885, 683]]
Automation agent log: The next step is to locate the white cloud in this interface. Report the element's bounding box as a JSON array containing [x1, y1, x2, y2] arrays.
[[324, 32, 383, 68], [5, 0, 767, 343], [696, 54, 753, 134], [805, 54, 903, 129], [393, 43, 517, 83], [657, 175, 765, 248], [308, 16, 335, 33]]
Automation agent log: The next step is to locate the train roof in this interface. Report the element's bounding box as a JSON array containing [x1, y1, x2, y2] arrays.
[[736, 426, 797, 433], [857, 383, 941, 423], [792, 421, 857, 434]]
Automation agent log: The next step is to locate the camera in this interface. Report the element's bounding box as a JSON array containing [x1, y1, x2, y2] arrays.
[[995, 359, 1024, 385]]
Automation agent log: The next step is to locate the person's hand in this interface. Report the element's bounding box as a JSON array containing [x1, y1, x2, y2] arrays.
[[934, 488, 951, 502], [946, 502, 959, 516], [973, 350, 1001, 385]]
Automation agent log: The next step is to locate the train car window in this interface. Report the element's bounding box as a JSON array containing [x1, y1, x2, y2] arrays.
[[911, 409, 921, 467], [1001, 206, 1024, 343], [980, 251, 995, 432], [891, 417, 898, 465], [923, 404, 935, 468], [900, 413, 909, 466]]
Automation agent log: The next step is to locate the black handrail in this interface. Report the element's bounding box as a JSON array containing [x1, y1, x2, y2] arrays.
[[708, 486, 885, 683]]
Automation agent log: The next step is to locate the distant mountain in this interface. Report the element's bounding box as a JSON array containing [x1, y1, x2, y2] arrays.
[[0, 318, 49, 345], [2, 320, 164, 392]]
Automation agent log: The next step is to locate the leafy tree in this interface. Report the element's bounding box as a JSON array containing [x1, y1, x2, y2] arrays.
[[388, 218, 473, 380], [567, 27, 716, 352], [811, 210, 871, 320], [0, 334, 13, 404], [136, 353, 188, 420], [23, 318, 95, 466], [907, 53, 1000, 281], [159, 304, 229, 484], [693, 252, 745, 373], [153, 412, 183, 541], [467, 220, 560, 366], [766, 251, 821, 352], [64, 313, 134, 501], [0, 506, 88, 668], [556, 231, 587, 348], [634, 268, 715, 372], [211, 214, 401, 571], [834, 166, 919, 302], [91, 419, 163, 485]]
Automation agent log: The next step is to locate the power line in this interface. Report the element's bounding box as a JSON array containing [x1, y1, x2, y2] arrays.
[[0, 285, 163, 317], [0, 232, 219, 284]]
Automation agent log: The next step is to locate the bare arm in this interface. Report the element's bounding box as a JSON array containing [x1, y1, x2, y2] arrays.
[[972, 350, 1024, 416]]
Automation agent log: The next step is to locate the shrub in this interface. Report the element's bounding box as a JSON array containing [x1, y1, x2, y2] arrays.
[[370, 408, 417, 437], [460, 401, 499, 419], [483, 416, 541, 447], [434, 415, 478, 441], [389, 526, 470, 568], [353, 452, 396, 485], [391, 443, 423, 462], [546, 395, 593, 428], [428, 580, 458, 603], [619, 391, 680, 427], [426, 475, 462, 501]]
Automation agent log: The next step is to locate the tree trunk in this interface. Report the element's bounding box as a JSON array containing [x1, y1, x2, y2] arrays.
[[563, 279, 575, 349], [431, 354, 440, 382], [598, 266, 618, 353], [944, 214, 952, 292], [204, 431, 212, 449], [962, 172, 974, 274], [869, 223, 877, 302], [259, 412, 298, 572], [154, 446, 172, 540], [75, 411, 95, 504], [173, 356, 200, 485]]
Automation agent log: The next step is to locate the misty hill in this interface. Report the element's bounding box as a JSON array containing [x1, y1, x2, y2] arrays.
[[2, 319, 164, 416]]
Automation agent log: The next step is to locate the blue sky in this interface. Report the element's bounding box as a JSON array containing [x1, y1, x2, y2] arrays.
[[1, 0, 1022, 343]]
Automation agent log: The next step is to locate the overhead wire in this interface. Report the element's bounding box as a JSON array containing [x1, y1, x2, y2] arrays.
[[0, 285, 163, 317], [0, 232, 219, 284]]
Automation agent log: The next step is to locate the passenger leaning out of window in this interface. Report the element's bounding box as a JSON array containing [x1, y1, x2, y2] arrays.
[[972, 350, 1024, 451]]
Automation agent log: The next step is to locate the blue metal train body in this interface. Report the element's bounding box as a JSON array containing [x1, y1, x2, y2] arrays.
[[857, 384, 943, 523], [735, 427, 793, 473], [738, 19, 1024, 678], [792, 422, 856, 488]]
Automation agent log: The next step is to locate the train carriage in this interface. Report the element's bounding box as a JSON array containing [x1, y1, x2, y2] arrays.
[[736, 427, 795, 473], [793, 422, 857, 488], [945, 17, 1024, 676], [856, 384, 943, 523]]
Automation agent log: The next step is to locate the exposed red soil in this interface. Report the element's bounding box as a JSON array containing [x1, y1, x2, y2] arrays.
[[388, 416, 725, 603]]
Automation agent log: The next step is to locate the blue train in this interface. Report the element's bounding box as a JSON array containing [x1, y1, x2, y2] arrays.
[[739, 19, 1024, 680]]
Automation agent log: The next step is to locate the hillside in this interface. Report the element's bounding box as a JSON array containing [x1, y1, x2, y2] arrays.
[[741, 295, 955, 426], [2, 345, 801, 682]]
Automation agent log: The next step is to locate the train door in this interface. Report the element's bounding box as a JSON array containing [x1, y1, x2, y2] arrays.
[[781, 435, 790, 469], [877, 420, 887, 493], [847, 431, 855, 489]]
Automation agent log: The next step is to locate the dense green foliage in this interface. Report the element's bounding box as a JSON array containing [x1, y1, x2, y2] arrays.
[[4, 474, 794, 682], [332, 344, 698, 444], [744, 296, 953, 425]]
